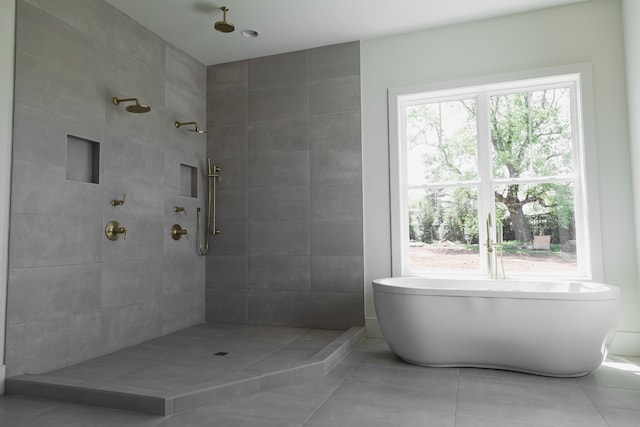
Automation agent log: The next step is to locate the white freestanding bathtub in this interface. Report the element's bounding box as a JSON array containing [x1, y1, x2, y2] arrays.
[[373, 277, 620, 377]]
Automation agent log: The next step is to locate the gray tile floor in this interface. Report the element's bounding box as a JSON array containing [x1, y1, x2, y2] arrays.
[[42, 323, 343, 393], [2, 335, 640, 426]]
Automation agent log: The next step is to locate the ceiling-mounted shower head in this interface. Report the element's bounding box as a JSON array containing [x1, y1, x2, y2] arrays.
[[214, 6, 235, 33], [112, 97, 151, 113], [175, 121, 207, 134]]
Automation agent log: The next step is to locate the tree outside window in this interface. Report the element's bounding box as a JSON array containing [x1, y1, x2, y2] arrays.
[[401, 77, 584, 276]]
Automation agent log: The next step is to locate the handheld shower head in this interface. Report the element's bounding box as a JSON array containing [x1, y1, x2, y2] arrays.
[[112, 97, 151, 113], [175, 121, 207, 134], [215, 7, 235, 33]]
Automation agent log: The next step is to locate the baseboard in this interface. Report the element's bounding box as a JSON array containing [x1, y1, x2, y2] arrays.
[[1, 364, 6, 395], [610, 331, 640, 356], [365, 317, 382, 338]]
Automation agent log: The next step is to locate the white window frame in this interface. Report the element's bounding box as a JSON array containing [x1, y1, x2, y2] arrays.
[[388, 64, 604, 281]]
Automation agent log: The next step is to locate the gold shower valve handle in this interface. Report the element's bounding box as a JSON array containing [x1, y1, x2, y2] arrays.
[[111, 194, 126, 206], [174, 206, 186, 215], [171, 224, 189, 240], [105, 220, 127, 241]]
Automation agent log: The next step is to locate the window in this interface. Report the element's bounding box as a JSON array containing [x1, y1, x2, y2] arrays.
[[389, 70, 602, 279]]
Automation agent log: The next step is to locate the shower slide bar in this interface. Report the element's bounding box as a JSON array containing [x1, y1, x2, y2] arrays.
[[197, 157, 220, 255]]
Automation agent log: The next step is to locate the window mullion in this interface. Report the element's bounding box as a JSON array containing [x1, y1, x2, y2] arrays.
[[476, 93, 493, 274]]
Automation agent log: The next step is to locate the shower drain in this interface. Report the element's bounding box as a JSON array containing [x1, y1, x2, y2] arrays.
[[213, 351, 229, 356]]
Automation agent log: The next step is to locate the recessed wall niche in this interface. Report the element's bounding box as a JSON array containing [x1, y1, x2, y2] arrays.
[[66, 134, 100, 184], [180, 163, 197, 197]]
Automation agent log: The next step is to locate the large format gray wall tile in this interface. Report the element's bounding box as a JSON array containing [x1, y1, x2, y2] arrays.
[[310, 111, 361, 152], [23, 0, 109, 42], [207, 124, 248, 159], [163, 288, 205, 335], [208, 222, 248, 256], [166, 44, 207, 94], [14, 52, 106, 125], [214, 157, 248, 190], [11, 158, 103, 217], [248, 255, 311, 291], [101, 299, 163, 351], [309, 41, 360, 81], [9, 213, 102, 268], [206, 41, 363, 328], [311, 219, 364, 256], [7, 264, 102, 326], [208, 92, 248, 127], [248, 152, 310, 188], [166, 81, 206, 124], [17, 1, 106, 75], [247, 291, 309, 327], [249, 50, 309, 91], [106, 48, 166, 112], [106, 5, 165, 71], [206, 256, 248, 290], [249, 84, 309, 123], [163, 255, 205, 294], [207, 60, 248, 94], [5, 310, 103, 376], [216, 189, 248, 222], [311, 256, 364, 293], [101, 259, 164, 308], [248, 186, 309, 221], [206, 289, 248, 323], [248, 118, 309, 153], [310, 150, 362, 186], [7, 0, 207, 376], [309, 76, 361, 116], [310, 183, 363, 221], [249, 221, 310, 256]]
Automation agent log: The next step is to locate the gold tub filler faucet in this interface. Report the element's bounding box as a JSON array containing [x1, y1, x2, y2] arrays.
[[485, 213, 505, 279]]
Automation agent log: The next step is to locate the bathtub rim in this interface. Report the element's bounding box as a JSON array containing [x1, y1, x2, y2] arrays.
[[372, 276, 620, 301]]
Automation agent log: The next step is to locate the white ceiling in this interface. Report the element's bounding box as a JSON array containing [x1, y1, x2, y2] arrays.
[[105, 0, 589, 66]]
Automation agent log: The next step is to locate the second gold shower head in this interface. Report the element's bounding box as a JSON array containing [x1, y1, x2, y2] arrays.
[[175, 121, 207, 134]]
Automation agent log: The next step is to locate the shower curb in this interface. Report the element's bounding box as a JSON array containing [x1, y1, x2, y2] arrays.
[[5, 326, 364, 416]]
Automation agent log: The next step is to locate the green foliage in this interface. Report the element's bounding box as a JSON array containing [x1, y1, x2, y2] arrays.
[[407, 87, 576, 245]]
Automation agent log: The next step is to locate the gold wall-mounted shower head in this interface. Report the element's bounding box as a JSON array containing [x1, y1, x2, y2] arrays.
[[175, 121, 207, 134], [112, 97, 151, 113], [214, 6, 235, 33]]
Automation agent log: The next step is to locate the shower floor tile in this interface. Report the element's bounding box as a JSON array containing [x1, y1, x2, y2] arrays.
[[4, 323, 363, 416]]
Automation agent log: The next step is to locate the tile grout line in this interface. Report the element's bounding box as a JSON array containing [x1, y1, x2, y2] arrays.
[[578, 382, 613, 427], [452, 368, 461, 427], [300, 339, 367, 426]]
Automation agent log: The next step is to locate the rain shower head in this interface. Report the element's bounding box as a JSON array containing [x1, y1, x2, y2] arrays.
[[215, 6, 235, 33], [112, 97, 151, 113], [175, 121, 207, 134]]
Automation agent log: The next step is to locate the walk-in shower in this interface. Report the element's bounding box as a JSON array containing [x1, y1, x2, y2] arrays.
[[197, 157, 220, 255]]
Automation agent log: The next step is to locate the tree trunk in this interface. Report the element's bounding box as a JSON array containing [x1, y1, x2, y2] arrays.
[[509, 205, 531, 244]]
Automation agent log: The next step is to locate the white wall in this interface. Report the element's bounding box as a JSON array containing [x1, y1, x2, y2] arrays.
[[362, 0, 640, 354], [0, 0, 16, 392], [623, 1, 640, 350]]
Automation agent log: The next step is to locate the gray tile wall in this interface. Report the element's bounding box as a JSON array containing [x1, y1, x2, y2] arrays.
[[205, 42, 364, 329], [6, 0, 207, 376]]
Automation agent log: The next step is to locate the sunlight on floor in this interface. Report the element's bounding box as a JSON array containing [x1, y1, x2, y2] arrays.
[[602, 359, 640, 376]]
